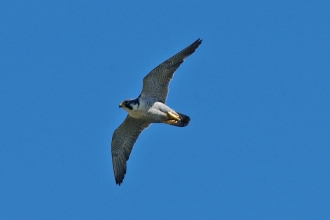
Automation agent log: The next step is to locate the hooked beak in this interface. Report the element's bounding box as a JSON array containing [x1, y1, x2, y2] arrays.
[[119, 102, 123, 108]]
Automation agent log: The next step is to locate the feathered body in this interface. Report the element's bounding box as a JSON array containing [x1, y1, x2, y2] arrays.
[[120, 96, 190, 127]]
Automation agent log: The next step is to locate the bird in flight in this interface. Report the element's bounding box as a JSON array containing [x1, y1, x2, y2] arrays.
[[111, 39, 202, 185]]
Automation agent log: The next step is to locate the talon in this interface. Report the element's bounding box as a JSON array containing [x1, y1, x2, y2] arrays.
[[167, 111, 180, 121], [166, 119, 177, 124]]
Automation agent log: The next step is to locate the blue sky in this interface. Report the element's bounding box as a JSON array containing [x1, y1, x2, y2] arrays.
[[1, 1, 330, 219]]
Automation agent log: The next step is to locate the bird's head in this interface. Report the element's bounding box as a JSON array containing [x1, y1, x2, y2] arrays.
[[119, 98, 140, 111]]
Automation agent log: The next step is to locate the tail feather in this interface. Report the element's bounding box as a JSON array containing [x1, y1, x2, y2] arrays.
[[178, 112, 190, 127]]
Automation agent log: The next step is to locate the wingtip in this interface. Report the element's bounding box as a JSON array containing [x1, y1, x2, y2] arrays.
[[116, 179, 123, 186], [189, 38, 202, 51], [112, 157, 126, 186], [115, 173, 125, 185], [194, 38, 203, 45]]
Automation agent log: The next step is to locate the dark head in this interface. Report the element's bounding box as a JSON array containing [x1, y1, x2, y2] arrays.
[[119, 100, 132, 110], [119, 98, 140, 111]]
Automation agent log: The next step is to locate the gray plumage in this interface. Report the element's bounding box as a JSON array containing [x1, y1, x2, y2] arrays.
[[141, 39, 202, 103], [111, 39, 202, 185], [111, 116, 151, 183]]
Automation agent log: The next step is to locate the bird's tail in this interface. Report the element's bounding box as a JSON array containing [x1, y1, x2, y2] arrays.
[[165, 111, 190, 127]]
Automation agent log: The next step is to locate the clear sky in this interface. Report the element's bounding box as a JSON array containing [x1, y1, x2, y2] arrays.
[[1, 1, 330, 219]]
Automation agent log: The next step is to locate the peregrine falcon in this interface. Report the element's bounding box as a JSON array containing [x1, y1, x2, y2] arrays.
[[111, 39, 202, 185]]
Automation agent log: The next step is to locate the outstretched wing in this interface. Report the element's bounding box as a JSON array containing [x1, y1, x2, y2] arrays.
[[141, 38, 202, 103], [111, 116, 151, 185]]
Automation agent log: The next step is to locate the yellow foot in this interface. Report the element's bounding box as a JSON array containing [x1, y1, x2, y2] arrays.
[[167, 111, 180, 121], [165, 119, 178, 124]]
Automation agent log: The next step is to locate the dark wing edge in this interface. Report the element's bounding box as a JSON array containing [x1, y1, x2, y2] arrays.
[[111, 116, 151, 185], [141, 38, 202, 103]]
